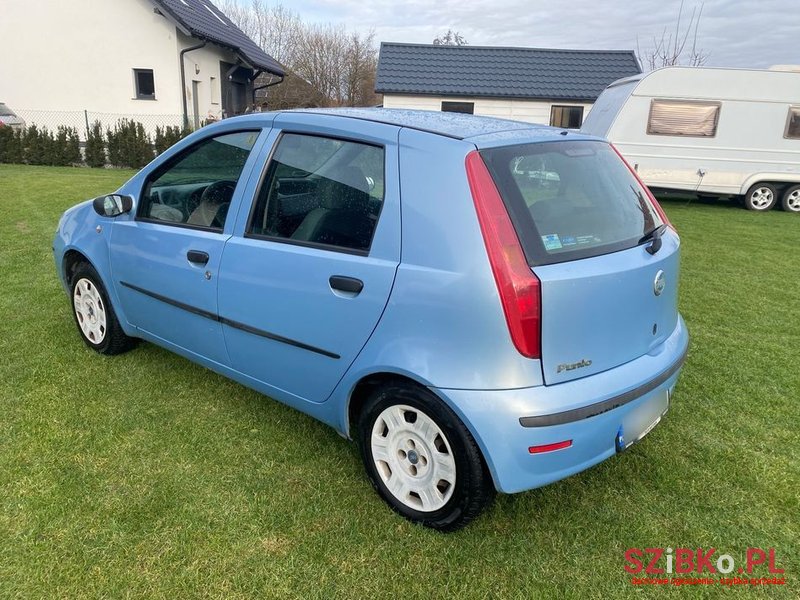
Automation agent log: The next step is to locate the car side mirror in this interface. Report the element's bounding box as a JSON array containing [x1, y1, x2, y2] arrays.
[[93, 194, 133, 217]]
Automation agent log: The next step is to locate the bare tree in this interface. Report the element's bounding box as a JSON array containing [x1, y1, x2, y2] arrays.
[[636, 1, 709, 71], [218, 0, 302, 66], [219, 1, 379, 108], [433, 29, 468, 46]]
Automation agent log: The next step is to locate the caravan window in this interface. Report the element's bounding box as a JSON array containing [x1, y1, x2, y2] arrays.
[[785, 107, 800, 139], [647, 100, 720, 137]]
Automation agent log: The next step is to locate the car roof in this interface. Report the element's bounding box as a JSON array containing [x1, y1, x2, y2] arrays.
[[281, 107, 600, 144], [221, 108, 603, 147]]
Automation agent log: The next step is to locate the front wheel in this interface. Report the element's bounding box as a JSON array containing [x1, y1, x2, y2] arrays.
[[70, 263, 137, 355], [744, 183, 777, 211], [357, 383, 494, 531], [781, 185, 800, 213]]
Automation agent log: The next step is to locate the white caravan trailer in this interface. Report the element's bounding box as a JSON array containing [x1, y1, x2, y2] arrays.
[[580, 66, 800, 212]]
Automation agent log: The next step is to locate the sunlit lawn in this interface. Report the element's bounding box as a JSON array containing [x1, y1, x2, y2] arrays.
[[1, 164, 797, 598]]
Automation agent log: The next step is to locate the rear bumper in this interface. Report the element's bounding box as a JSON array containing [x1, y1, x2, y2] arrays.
[[435, 315, 689, 494]]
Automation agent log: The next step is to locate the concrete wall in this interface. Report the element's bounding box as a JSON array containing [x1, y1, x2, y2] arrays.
[[382, 94, 594, 126]]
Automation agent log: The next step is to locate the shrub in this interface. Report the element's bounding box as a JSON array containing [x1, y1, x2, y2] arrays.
[[106, 119, 153, 168], [51, 126, 81, 166], [84, 121, 106, 168], [0, 125, 14, 163], [154, 125, 189, 155]]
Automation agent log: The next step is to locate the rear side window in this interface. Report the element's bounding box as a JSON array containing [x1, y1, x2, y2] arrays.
[[647, 100, 720, 137], [785, 107, 800, 139], [481, 141, 663, 265], [247, 133, 385, 254]]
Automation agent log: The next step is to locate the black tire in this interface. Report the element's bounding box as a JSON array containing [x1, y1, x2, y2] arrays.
[[781, 184, 800, 213], [743, 183, 777, 211], [70, 263, 137, 355], [357, 383, 495, 532]]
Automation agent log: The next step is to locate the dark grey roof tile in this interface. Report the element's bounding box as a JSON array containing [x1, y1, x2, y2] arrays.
[[153, 0, 283, 75], [376, 43, 640, 100]]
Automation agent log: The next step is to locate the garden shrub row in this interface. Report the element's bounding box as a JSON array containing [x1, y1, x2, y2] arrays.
[[0, 120, 191, 168]]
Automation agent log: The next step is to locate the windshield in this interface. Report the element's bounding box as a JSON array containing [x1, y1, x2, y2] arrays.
[[0, 104, 16, 117], [481, 140, 663, 266]]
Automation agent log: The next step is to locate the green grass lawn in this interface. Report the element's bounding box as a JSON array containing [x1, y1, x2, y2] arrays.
[[1, 164, 797, 598]]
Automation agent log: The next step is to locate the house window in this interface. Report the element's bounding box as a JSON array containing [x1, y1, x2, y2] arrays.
[[647, 100, 720, 137], [133, 69, 156, 100], [785, 107, 800, 139], [550, 105, 584, 129], [441, 101, 474, 114]]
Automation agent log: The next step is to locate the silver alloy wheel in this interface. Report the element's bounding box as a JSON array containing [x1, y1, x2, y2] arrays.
[[749, 186, 774, 209], [73, 278, 107, 344], [370, 404, 457, 512], [785, 188, 800, 212]]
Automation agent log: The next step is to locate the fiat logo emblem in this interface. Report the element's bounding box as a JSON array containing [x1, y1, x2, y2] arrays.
[[653, 270, 666, 296]]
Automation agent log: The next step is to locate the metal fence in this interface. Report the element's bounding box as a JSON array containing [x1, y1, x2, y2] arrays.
[[13, 109, 186, 141]]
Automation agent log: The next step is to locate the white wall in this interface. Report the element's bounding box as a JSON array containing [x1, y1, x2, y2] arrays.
[[382, 94, 593, 126], [177, 31, 239, 126], [0, 0, 235, 130]]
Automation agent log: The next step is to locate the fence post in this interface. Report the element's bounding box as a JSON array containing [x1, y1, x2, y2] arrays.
[[84, 110, 90, 142]]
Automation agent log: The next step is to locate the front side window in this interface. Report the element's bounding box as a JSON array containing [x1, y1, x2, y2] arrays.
[[647, 99, 720, 137], [139, 131, 260, 230], [134, 69, 156, 100], [248, 133, 385, 253], [442, 101, 474, 114], [482, 141, 664, 265], [785, 107, 800, 139], [550, 105, 584, 129]]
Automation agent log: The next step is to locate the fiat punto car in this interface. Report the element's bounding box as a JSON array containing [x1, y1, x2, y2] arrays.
[[54, 109, 688, 531]]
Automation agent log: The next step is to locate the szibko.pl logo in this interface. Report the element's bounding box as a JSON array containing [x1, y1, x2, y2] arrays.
[[624, 547, 786, 586]]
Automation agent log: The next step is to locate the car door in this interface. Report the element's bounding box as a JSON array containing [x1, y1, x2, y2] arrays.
[[110, 130, 265, 365], [218, 115, 401, 402]]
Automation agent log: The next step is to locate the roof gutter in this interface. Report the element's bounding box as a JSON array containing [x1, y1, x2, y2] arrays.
[[252, 72, 285, 107], [180, 40, 207, 129]]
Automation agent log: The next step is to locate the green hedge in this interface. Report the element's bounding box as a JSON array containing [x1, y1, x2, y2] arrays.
[[0, 124, 81, 166], [0, 119, 191, 168]]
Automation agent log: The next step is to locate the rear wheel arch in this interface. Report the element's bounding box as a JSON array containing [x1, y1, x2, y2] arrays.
[[346, 372, 497, 484]]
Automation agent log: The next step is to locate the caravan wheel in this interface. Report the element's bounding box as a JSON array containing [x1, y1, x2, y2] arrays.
[[781, 185, 800, 213], [744, 183, 777, 211]]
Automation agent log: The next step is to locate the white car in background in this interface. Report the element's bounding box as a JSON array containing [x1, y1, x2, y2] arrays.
[[0, 103, 25, 129]]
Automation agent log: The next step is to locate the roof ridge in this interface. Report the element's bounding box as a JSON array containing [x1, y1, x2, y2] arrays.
[[379, 41, 637, 55]]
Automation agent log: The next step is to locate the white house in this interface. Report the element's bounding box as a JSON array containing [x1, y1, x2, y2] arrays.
[[0, 0, 283, 132], [375, 43, 641, 127]]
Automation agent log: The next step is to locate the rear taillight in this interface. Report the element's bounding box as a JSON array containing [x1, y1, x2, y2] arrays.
[[610, 143, 673, 229], [465, 151, 541, 359]]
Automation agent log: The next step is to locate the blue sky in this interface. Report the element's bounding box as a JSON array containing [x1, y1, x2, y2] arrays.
[[250, 0, 798, 69]]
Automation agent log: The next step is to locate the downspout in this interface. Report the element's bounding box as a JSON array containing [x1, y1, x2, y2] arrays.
[[180, 41, 206, 129]]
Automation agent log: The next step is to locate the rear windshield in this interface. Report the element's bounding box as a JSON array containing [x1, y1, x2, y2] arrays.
[[481, 140, 663, 266]]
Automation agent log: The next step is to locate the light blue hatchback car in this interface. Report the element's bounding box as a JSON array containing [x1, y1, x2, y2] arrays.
[[54, 109, 688, 531]]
